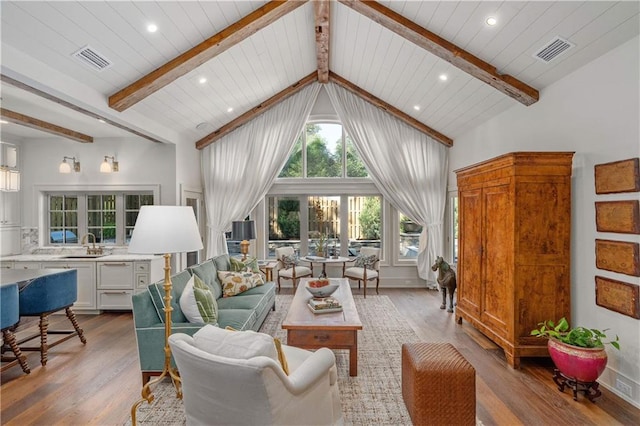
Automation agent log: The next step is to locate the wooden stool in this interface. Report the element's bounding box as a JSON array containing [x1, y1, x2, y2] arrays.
[[402, 343, 475, 426]]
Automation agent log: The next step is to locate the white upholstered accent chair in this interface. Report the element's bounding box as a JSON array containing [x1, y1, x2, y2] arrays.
[[274, 246, 312, 291], [343, 246, 380, 298], [169, 327, 343, 426]]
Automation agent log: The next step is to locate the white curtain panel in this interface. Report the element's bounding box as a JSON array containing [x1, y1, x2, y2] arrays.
[[201, 83, 321, 257], [325, 83, 449, 282]]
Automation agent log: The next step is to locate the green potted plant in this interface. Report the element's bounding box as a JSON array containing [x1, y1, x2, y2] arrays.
[[531, 318, 619, 383]]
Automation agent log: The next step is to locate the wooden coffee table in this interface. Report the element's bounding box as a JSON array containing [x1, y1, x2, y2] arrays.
[[282, 277, 363, 376]]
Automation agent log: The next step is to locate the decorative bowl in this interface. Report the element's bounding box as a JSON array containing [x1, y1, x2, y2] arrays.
[[305, 280, 339, 298]]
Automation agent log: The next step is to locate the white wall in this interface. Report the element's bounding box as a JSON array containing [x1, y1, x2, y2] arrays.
[[449, 36, 640, 407], [20, 137, 176, 227]]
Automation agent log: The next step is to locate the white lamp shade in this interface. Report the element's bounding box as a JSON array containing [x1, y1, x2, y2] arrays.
[[59, 161, 72, 173], [128, 206, 203, 254], [100, 159, 112, 173]]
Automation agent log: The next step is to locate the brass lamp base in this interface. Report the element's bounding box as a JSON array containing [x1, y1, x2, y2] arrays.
[[130, 253, 182, 425], [240, 240, 250, 260]]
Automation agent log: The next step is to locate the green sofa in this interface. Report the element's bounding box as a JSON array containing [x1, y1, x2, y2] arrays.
[[132, 254, 276, 383]]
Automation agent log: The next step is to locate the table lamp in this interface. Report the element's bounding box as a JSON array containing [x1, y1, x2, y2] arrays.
[[232, 220, 255, 260], [128, 206, 203, 424]]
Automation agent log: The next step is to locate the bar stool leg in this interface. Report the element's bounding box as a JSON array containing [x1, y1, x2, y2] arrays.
[[66, 307, 87, 344], [2, 329, 30, 373], [39, 313, 49, 366]]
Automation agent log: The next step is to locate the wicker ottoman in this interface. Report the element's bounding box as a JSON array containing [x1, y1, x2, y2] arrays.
[[402, 343, 475, 426]]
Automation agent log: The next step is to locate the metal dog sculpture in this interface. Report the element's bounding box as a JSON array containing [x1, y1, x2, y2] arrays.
[[431, 256, 457, 312]]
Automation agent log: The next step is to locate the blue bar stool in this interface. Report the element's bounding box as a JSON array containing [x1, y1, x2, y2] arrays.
[[17, 269, 87, 366], [1, 282, 30, 374]]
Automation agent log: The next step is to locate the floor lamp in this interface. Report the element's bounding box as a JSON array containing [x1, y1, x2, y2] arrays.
[[128, 206, 203, 425]]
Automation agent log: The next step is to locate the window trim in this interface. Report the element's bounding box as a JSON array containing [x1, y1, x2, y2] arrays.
[[35, 184, 160, 248]]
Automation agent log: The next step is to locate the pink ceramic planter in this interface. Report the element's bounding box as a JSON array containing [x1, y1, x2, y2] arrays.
[[548, 338, 608, 382]]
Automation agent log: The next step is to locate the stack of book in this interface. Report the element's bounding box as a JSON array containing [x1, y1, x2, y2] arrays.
[[307, 296, 342, 314]]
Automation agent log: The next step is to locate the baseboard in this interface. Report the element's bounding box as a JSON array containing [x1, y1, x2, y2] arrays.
[[599, 366, 640, 408]]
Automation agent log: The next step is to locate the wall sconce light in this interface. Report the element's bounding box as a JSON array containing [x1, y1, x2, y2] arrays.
[[100, 156, 119, 173], [0, 167, 20, 192], [59, 156, 80, 173]]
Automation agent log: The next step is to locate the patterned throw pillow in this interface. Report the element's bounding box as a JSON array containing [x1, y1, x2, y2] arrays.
[[354, 254, 378, 269], [281, 254, 298, 269], [179, 275, 218, 324], [217, 271, 264, 297], [230, 256, 260, 273]]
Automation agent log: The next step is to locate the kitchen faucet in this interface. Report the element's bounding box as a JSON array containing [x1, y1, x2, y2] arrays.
[[81, 233, 103, 255]]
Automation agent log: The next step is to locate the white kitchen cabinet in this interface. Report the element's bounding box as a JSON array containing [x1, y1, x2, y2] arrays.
[[7, 256, 162, 312], [0, 226, 20, 256], [12, 261, 41, 270], [97, 258, 163, 309], [42, 261, 97, 310], [0, 192, 20, 226]]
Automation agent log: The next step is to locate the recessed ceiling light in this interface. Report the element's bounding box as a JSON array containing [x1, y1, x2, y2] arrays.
[[0, 119, 8, 124], [98, 119, 106, 123], [147, 23, 158, 33], [227, 107, 233, 113], [199, 77, 207, 84], [413, 105, 420, 111], [486, 17, 497, 26], [439, 74, 448, 81]]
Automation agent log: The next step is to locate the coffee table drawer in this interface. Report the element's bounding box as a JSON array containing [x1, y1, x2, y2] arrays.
[[287, 329, 356, 347]]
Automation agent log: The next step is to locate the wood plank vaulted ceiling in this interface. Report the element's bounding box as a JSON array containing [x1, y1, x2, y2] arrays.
[[1, 1, 639, 148]]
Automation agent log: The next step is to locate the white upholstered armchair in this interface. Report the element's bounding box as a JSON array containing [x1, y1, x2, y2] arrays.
[[169, 326, 343, 426], [343, 246, 380, 298], [274, 246, 312, 291]]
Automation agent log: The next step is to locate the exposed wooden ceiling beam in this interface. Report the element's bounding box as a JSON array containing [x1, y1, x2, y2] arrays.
[[329, 72, 453, 147], [196, 72, 318, 150], [0, 108, 93, 143], [1, 74, 165, 144], [315, 0, 330, 83], [338, 0, 539, 106], [109, 0, 306, 112]]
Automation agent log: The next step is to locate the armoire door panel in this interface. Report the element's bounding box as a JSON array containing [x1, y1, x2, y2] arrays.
[[516, 265, 570, 340], [516, 181, 571, 257], [482, 185, 512, 331], [458, 189, 482, 315]]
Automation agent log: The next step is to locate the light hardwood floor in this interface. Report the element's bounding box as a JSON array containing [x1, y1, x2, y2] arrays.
[[1, 288, 638, 425]]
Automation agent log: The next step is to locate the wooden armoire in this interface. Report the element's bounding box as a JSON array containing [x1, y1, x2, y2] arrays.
[[454, 152, 574, 368]]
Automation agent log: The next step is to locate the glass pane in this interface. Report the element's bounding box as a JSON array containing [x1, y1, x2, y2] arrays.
[[306, 123, 341, 178], [65, 212, 78, 227], [126, 195, 139, 210], [50, 196, 63, 210], [66, 228, 78, 243], [267, 196, 301, 257], [87, 195, 100, 210], [103, 227, 116, 243], [126, 212, 138, 227], [345, 134, 368, 177], [102, 211, 116, 225], [308, 196, 339, 256], [140, 195, 154, 206], [348, 196, 381, 256], [279, 132, 304, 178], [88, 228, 101, 240], [399, 213, 422, 259], [50, 228, 63, 243], [103, 195, 116, 209], [125, 227, 134, 243], [50, 212, 63, 227], [64, 196, 78, 210], [88, 212, 100, 226]]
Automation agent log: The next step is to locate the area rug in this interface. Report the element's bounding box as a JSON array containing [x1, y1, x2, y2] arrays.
[[129, 295, 421, 425]]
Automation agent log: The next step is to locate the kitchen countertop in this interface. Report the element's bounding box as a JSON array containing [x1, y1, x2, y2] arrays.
[[1, 254, 163, 262]]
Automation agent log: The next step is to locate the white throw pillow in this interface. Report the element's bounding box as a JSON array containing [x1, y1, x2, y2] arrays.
[[179, 275, 218, 324], [193, 324, 278, 361]]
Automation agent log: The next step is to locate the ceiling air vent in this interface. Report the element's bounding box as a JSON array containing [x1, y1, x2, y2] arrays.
[[532, 36, 575, 63], [71, 45, 112, 71]]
